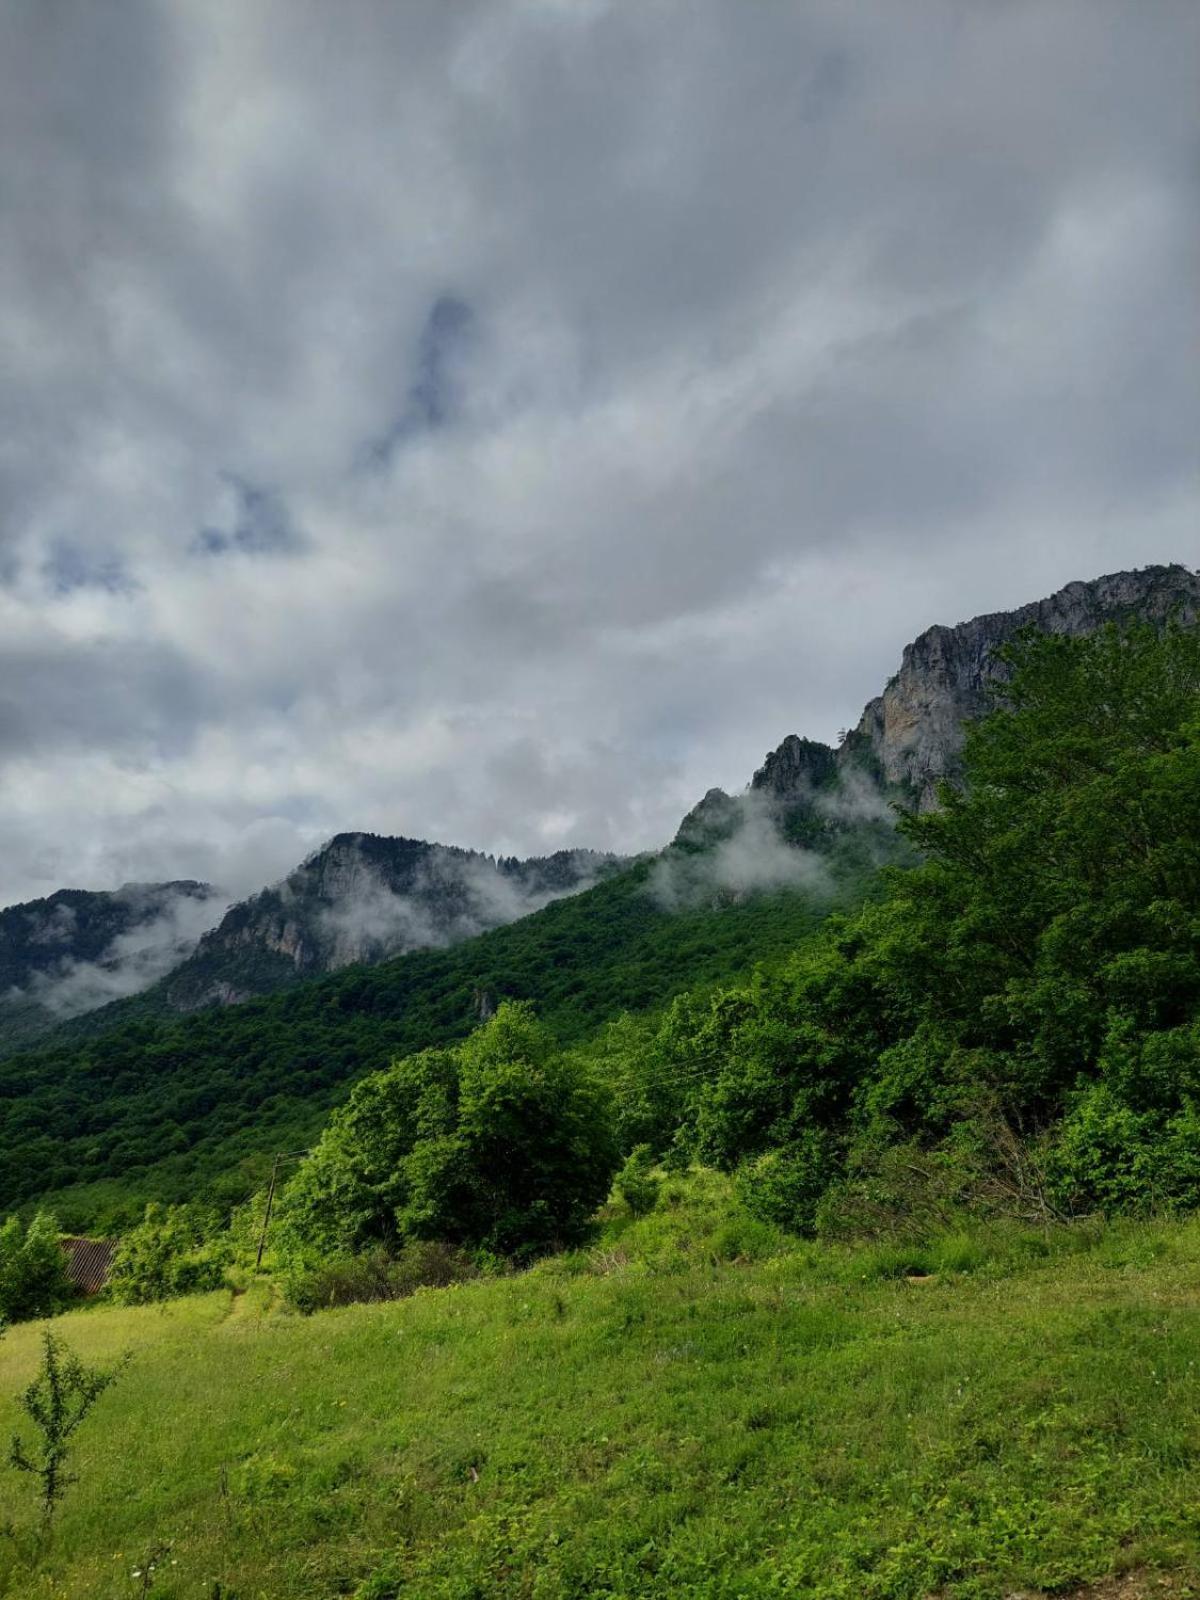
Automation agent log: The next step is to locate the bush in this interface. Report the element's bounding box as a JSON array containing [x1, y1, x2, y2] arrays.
[[1048, 1087, 1200, 1216], [279, 1004, 621, 1263], [615, 1145, 660, 1217], [107, 1203, 230, 1305], [284, 1241, 478, 1314], [0, 1212, 73, 1323], [735, 1131, 839, 1235]]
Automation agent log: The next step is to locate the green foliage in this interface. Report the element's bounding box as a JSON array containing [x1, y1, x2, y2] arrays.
[[9, 1330, 123, 1525], [283, 1241, 479, 1314], [618, 622, 1200, 1229], [1047, 1086, 1200, 1216], [614, 1144, 659, 1217], [735, 1130, 840, 1233], [107, 1203, 231, 1306], [0, 852, 866, 1224], [280, 1004, 620, 1262], [0, 1212, 72, 1324]]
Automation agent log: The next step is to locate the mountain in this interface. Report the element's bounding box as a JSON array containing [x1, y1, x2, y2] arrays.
[[682, 564, 1200, 837], [0, 881, 220, 1052], [14, 564, 1191, 1041], [846, 563, 1200, 805], [2, 563, 1194, 1222], [160, 835, 627, 1011]]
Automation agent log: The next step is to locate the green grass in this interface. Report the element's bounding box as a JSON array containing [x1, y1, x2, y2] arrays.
[[0, 1176, 1198, 1599]]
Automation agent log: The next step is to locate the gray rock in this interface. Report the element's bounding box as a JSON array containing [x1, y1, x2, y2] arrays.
[[845, 563, 1199, 806]]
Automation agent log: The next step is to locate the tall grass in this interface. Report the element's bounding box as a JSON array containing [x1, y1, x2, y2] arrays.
[[0, 1176, 1195, 1598]]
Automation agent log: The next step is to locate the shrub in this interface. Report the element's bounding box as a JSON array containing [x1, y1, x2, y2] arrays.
[[0, 1212, 73, 1323], [1048, 1087, 1200, 1216], [615, 1145, 660, 1217], [284, 1241, 478, 1314], [279, 1004, 621, 1263], [107, 1204, 230, 1305], [735, 1131, 839, 1235]]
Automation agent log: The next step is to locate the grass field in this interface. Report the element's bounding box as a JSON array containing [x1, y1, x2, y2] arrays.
[[0, 1176, 1197, 1599]]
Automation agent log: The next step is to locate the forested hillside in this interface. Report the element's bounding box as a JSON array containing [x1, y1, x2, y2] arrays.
[[0, 835, 892, 1229]]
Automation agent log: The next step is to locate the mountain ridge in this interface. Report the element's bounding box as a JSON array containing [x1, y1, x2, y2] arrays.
[[162, 834, 629, 1011], [3, 563, 1193, 1050]]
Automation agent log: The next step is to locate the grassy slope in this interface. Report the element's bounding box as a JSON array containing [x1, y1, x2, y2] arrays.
[[1, 1177, 1198, 1600]]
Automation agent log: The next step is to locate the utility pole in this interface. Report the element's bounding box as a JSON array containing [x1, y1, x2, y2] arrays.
[[255, 1150, 308, 1269]]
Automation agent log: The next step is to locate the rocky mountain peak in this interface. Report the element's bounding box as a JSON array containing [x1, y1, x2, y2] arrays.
[[163, 831, 628, 1011], [846, 563, 1199, 805], [751, 736, 838, 800]]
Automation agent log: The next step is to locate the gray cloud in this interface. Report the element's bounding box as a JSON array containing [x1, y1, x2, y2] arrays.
[[0, 0, 1196, 907]]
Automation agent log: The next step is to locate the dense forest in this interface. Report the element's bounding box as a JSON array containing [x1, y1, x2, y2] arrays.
[[0, 832, 890, 1228]]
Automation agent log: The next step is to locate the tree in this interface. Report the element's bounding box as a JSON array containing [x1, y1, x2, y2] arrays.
[[0, 1213, 72, 1323], [10, 1331, 124, 1525], [281, 1004, 620, 1261]]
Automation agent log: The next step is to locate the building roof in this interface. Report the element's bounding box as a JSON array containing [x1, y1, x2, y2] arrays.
[[60, 1237, 116, 1295]]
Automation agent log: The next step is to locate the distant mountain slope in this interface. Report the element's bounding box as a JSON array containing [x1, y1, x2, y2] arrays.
[[0, 881, 220, 1053], [161, 834, 627, 1011]]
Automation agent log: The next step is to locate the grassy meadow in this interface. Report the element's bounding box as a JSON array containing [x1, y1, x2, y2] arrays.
[[0, 1175, 1197, 1600]]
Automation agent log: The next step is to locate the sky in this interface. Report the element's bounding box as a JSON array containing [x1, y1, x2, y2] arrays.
[[1, 0, 1197, 908]]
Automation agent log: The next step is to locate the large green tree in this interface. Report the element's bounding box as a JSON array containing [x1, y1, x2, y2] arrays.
[[279, 1003, 619, 1260]]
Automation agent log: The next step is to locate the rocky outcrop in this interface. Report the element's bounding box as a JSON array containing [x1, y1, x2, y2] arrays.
[[672, 788, 743, 852], [163, 833, 626, 1011], [680, 564, 1200, 851], [750, 736, 838, 802], [845, 565, 1199, 806]]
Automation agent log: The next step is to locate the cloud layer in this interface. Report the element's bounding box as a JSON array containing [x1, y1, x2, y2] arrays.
[[2, 0, 1196, 905]]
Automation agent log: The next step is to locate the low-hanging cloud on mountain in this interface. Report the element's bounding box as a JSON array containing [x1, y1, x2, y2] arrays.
[[313, 849, 615, 966], [649, 793, 832, 913], [12, 887, 227, 1018]]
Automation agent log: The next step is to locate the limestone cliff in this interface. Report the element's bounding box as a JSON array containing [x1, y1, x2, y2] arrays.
[[845, 564, 1199, 805], [683, 564, 1200, 851]]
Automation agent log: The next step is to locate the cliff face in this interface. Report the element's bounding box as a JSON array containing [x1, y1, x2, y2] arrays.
[[845, 565, 1200, 805], [684, 564, 1200, 855], [163, 833, 626, 1011]]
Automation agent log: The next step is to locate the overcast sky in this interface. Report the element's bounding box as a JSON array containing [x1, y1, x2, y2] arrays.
[[1, 0, 1197, 906]]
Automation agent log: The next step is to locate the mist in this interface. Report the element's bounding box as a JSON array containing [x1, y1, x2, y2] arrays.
[[650, 793, 832, 913], [15, 886, 227, 1018]]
